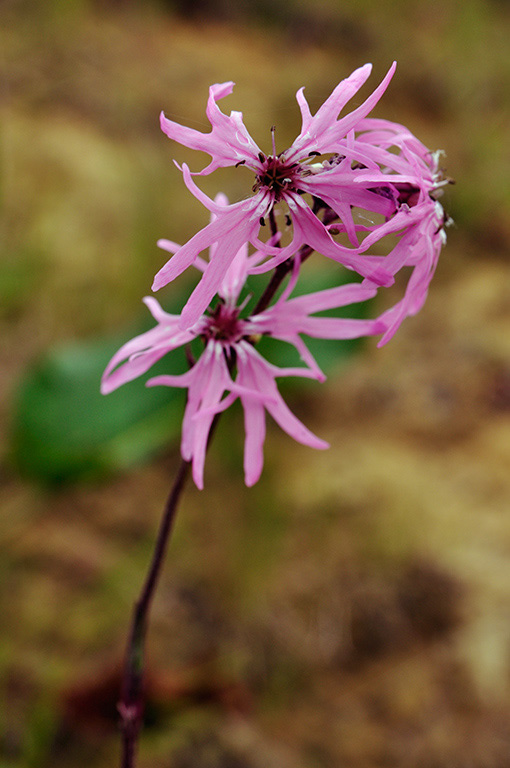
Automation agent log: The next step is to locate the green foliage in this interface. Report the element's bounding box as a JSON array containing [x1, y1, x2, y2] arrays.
[[11, 332, 186, 485]]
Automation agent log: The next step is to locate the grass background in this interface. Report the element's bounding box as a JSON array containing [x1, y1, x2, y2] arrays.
[[1, 0, 510, 765]]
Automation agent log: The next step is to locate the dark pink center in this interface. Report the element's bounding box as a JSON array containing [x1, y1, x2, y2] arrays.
[[205, 303, 243, 343], [253, 155, 301, 201]]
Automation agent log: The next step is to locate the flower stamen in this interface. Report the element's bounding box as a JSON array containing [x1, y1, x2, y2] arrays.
[[205, 303, 243, 343]]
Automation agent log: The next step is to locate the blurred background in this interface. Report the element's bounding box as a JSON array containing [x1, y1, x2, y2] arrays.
[[2, 0, 510, 765]]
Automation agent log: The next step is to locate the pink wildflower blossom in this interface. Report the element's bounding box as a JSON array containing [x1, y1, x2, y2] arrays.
[[154, 63, 447, 330], [102, 239, 384, 489], [373, 196, 447, 345], [342, 132, 449, 342]]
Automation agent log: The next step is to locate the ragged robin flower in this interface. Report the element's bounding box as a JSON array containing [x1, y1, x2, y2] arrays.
[[154, 63, 448, 330], [102, 222, 385, 488]]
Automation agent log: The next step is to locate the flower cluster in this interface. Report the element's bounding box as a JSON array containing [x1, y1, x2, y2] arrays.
[[102, 64, 448, 487]]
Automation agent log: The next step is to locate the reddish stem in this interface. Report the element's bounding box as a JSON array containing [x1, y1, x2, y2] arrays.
[[117, 198, 338, 766], [118, 458, 190, 768]]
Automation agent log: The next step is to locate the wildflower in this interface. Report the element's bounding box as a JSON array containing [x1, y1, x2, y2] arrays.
[[154, 64, 417, 328], [374, 197, 447, 345], [102, 236, 384, 488], [343, 129, 449, 342]]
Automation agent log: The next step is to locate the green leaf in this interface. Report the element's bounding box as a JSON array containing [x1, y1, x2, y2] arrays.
[[10, 331, 186, 485]]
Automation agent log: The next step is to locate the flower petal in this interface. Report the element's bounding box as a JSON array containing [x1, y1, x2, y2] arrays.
[[101, 299, 197, 395], [237, 343, 329, 451], [160, 82, 262, 175], [288, 63, 397, 159], [290, 64, 374, 158]]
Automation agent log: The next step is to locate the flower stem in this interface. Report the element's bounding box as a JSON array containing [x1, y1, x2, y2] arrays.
[[116, 199, 339, 766], [118, 457, 190, 768], [268, 207, 279, 240], [252, 202, 338, 315]]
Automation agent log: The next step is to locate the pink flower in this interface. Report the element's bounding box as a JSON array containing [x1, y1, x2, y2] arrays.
[[155, 64, 427, 328], [339, 136, 449, 342], [102, 241, 384, 488], [374, 197, 447, 345]]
